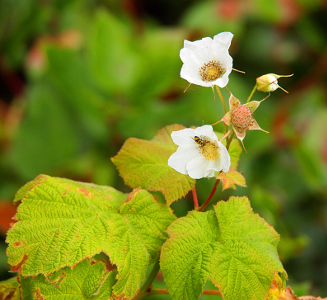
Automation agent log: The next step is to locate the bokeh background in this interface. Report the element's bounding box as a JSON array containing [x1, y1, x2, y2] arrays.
[[0, 0, 327, 297]]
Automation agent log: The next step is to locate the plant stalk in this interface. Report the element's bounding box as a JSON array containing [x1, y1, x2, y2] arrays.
[[193, 186, 199, 208], [141, 288, 222, 299], [198, 178, 220, 212], [215, 86, 229, 134], [215, 86, 227, 114], [134, 259, 160, 300], [246, 84, 257, 103], [226, 131, 235, 150]]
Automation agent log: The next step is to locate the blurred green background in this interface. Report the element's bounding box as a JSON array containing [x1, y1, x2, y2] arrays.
[[0, 0, 327, 297]]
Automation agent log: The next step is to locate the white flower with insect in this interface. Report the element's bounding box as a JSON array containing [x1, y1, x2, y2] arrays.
[[168, 125, 231, 179], [180, 32, 233, 88]]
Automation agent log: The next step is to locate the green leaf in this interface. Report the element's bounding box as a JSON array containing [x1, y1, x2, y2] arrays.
[[252, 0, 282, 23], [109, 188, 176, 298], [111, 124, 195, 205], [0, 276, 20, 300], [161, 196, 285, 300], [88, 10, 138, 93], [7, 175, 176, 299], [7, 174, 127, 275], [10, 84, 80, 179], [217, 170, 246, 191], [20, 259, 117, 300], [227, 138, 242, 170], [215, 133, 242, 171]]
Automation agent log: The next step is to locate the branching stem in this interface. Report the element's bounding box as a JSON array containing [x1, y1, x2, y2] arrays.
[[226, 131, 235, 150], [246, 84, 257, 103], [141, 288, 222, 299], [135, 259, 222, 300], [215, 86, 229, 134], [198, 178, 220, 212], [215, 86, 227, 114], [134, 259, 160, 300]]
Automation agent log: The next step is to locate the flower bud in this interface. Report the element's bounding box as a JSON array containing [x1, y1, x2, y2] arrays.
[[256, 73, 293, 93]]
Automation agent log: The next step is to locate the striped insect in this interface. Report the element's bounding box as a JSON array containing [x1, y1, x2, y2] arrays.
[[192, 136, 208, 147]]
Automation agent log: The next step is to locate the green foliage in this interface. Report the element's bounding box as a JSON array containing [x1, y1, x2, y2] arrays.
[[226, 139, 242, 170], [6, 175, 176, 299], [10, 84, 81, 179], [161, 196, 285, 300], [0, 276, 20, 300], [20, 259, 117, 300], [112, 124, 195, 205], [1, 0, 327, 297], [88, 10, 137, 93], [217, 170, 246, 190]]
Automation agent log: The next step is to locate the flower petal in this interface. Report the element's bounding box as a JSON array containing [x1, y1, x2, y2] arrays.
[[214, 71, 231, 88], [171, 128, 195, 146], [266, 74, 278, 91], [191, 37, 214, 63], [205, 143, 231, 175], [213, 32, 233, 49], [180, 47, 203, 68], [218, 144, 231, 173], [212, 36, 233, 65], [180, 48, 204, 85], [186, 156, 210, 179], [168, 145, 200, 174], [205, 160, 221, 177], [180, 66, 210, 87], [194, 125, 218, 142], [184, 37, 213, 53]]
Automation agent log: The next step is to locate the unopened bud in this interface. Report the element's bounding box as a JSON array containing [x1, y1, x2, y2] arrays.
[[256, 73, 293, 93]]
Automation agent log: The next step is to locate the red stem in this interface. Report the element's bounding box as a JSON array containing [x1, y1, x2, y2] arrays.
[[198, 178, 220, 212], [192, 186, 199, 208], [149, 288, 221, 296]]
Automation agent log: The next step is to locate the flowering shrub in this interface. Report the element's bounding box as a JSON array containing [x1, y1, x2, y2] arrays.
[[0, 31, 313, 300]]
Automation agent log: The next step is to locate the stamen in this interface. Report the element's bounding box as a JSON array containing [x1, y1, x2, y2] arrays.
[[193, 135, 220, 160], [200, 142, 220, 160], [199, 61, 225, 82]]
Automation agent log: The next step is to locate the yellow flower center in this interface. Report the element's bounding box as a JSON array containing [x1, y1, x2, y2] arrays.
[[194, 136, 220, 160], [199, 61, 225, 82]]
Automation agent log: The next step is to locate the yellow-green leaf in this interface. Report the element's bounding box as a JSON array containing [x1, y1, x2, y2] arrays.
[[228, 138, 242, 170], [0, 277, 20, 300], [161, 196, 285, 300], [20, 259, 117, 300], [111, 124, 195, 205], [7, 175, 176, 300], [217, 169, 246, 190]]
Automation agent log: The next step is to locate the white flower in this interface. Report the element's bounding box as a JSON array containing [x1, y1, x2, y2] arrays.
[[168, 125, 231, 179], [180, 32, 233, 88]]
